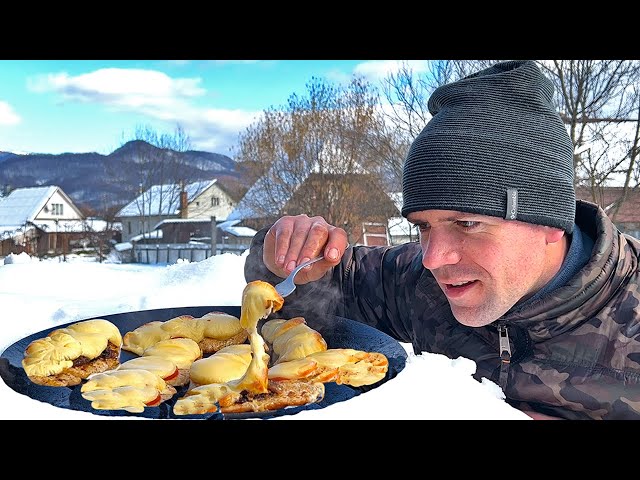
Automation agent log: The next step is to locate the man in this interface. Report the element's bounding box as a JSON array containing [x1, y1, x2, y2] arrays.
[[243, 60, 640, 420]]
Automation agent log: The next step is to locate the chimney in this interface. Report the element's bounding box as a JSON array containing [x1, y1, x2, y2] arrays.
[[180, 189, 188, 219]]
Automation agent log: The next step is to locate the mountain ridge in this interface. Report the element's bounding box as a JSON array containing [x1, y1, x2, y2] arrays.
[[0, 141, 245, 213]]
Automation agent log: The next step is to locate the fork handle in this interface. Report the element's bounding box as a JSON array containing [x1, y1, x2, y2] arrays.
[[294, 255, 324, 273]]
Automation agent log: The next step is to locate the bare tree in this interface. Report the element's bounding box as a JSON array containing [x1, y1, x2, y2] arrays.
[[539, 60, 640, 220], [79, 200, 121, 263], [233, 76, 399, 241], [107, 124, 206, 242], [382, 60, 640, 224], [380, 60, 501, 185]]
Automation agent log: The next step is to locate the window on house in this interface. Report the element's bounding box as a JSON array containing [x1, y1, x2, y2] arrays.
[[212, 197, 220, 206], [128, 222, 132, 234], [51, 203, 63, 215]]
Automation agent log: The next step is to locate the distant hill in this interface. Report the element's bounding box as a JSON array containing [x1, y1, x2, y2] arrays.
[[0, 141, 248, 213]]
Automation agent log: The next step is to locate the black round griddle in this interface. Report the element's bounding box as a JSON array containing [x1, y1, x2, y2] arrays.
[[0, 305, 407, 420]]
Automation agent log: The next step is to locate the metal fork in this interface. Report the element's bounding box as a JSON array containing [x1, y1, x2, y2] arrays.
[[274, 255, 325, 298]]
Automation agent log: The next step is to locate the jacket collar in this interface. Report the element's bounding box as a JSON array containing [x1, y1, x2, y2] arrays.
[[503, 200, 633, 341]]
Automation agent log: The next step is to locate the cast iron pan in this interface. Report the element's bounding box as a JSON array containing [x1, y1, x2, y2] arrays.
[[0, 305, 407, 420]]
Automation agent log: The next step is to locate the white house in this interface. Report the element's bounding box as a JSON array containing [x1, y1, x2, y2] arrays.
[[0, 186, 87, 256], [116, 179, 237, 243]]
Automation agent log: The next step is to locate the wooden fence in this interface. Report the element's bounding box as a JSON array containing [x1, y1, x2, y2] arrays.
[[132, 243, 248, 264]]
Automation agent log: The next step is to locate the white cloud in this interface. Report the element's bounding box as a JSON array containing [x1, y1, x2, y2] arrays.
[[28, 68, 205, 102], [353, 60, 431, 82], [323, 61, 431, 85], [0, 101, 21, 126], [178, 108, 262, 154], [25, 68, 260, 154]]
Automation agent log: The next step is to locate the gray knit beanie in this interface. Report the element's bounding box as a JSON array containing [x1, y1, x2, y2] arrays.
[[401, 60, 575, 233]]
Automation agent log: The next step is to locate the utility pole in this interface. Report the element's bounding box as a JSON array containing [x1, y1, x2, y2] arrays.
[[210, 216, 217, 256]]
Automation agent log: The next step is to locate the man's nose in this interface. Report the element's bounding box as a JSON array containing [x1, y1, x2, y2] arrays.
[[421, 230, 461, 270]]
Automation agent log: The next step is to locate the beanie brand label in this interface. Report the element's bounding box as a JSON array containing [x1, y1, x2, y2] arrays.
[[506, 189, 518, 220]]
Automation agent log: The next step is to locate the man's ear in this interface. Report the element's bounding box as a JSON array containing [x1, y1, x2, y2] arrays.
[[544, 227, 565, 245]]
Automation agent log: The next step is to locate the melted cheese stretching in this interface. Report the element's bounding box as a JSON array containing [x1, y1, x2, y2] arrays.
[[231, 280, 284, 393], [173, 280, 283, 415]]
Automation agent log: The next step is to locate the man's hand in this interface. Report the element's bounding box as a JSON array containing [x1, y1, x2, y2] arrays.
[[264, 215, 349, 284]]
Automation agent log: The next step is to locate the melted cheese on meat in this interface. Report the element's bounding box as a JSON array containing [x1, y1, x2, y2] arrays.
[[268, 348, 389, 387], [82, 368, 167, 392], [116, 355, 178, 379], [22, 332, 83, 377], [189, 344, 252, 385], [81, 369, 176, 413], [81, 385, 162, 413], [53, 318, 122, 360], [122, 321, 171, 355], [159, 315, 202, 340], [261, 319, 287, 344], [142, 338, 202, 369], [263, 317, 327, 364], [200, 312, 244, 339], [122, 313, 243, 355], [22, 319, 121, 378]]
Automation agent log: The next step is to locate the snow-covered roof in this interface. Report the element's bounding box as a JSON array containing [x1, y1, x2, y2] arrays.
[[221, 225, 257, 238], [114, 242, 132, 251], [86, 218, 122, 232], [216, 219, 257, 238], [217, 219, 241, 229], [227, 172, 301, 221], [129, 230, 163, 242], [116, 180, 216, 217], [157, 218, 212, 224], [149, 217, 257, 239], [0, 186, 58, 227], [153, 218, 213, 229], [228, 159, 400, 223], [0, 225, 32, 238], [0, 218, 119, 240], [227, 146, 363, 222], [29, 219, 119, 233]]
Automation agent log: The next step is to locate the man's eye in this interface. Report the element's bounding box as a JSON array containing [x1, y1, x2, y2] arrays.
[[457, 221, 479, 229], [415, 224, 430, 232]]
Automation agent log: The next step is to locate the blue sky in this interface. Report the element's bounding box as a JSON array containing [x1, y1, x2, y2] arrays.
[[0, 60, 428, 158]]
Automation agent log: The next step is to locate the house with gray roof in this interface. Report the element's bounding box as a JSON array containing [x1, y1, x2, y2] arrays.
[[0, 185, 117, 257], [116, 179, 237, 243]]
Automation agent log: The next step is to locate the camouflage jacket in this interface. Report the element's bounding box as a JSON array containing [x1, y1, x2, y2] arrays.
[[244, 200, 640, 420]]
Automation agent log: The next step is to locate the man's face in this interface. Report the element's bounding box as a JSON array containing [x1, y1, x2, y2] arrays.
[[407, 210, 566, 327]]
